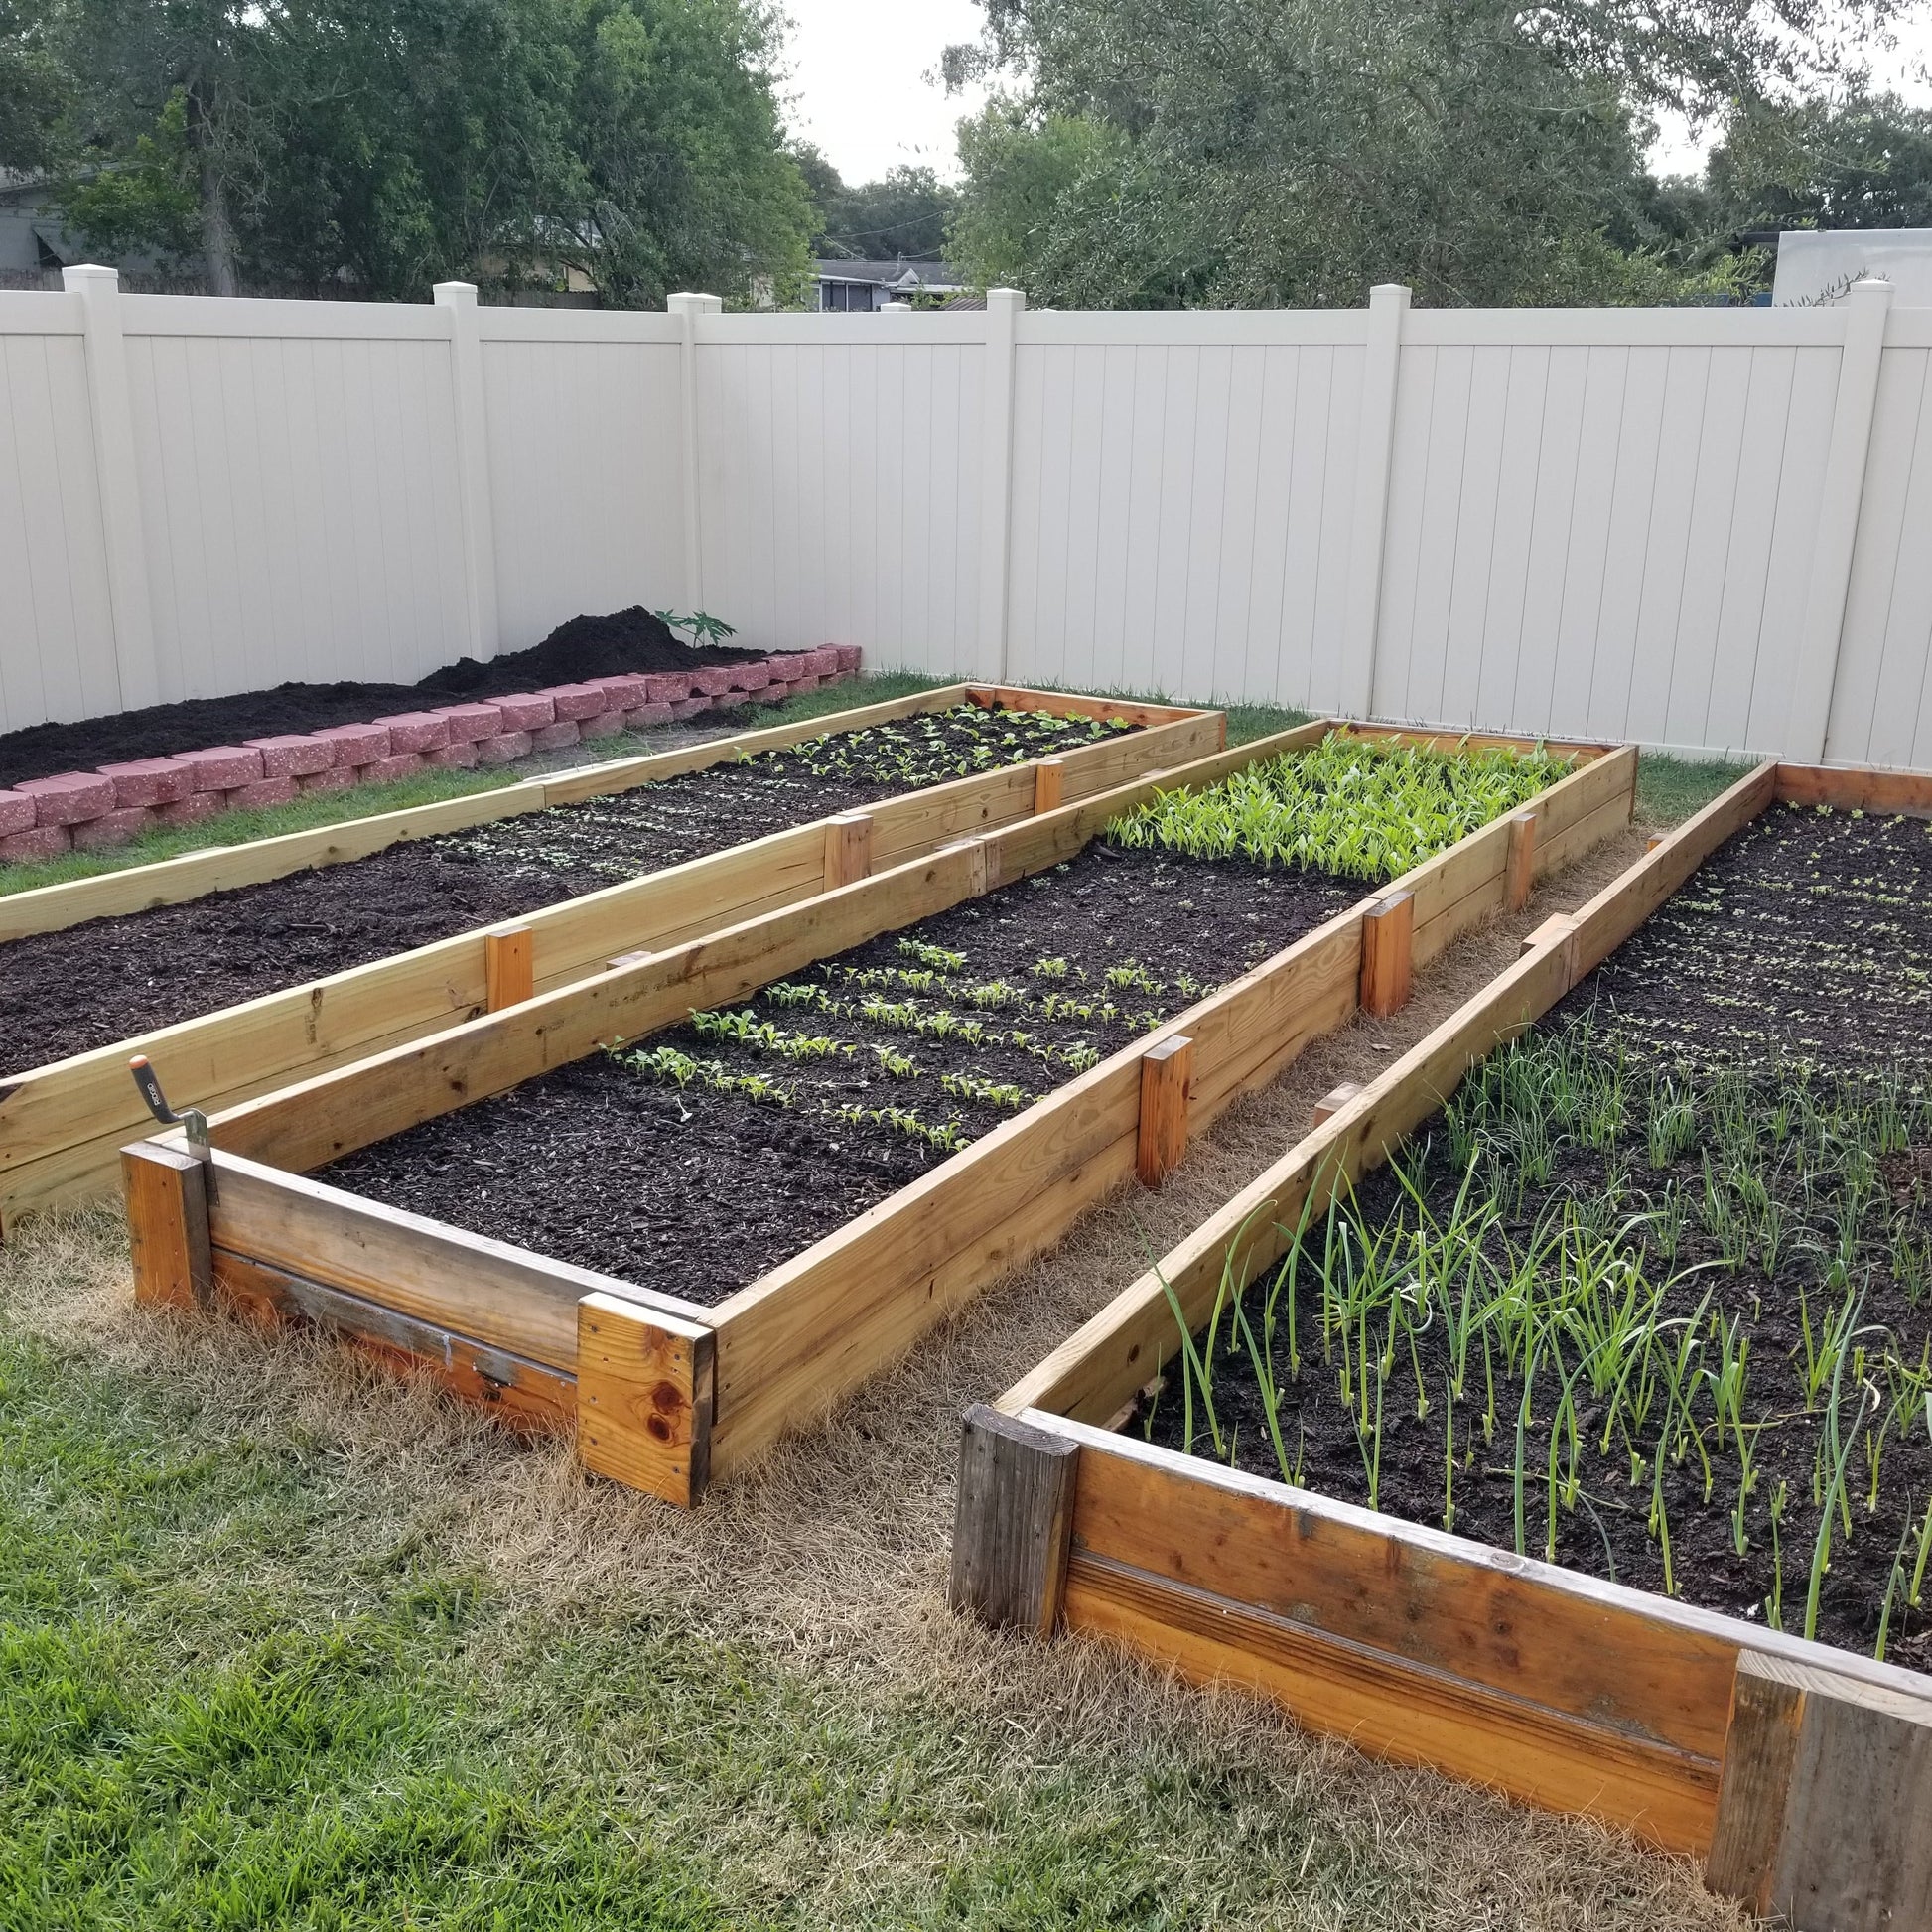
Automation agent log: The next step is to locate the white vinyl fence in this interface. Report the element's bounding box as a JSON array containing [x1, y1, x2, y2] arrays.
[[3, 268, 1930, 767]]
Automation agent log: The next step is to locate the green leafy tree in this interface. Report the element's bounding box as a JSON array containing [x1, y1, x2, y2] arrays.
[[1707, 91, 1932, 233], [943, 0, 1891, 308], [804, 158, 958, 260]]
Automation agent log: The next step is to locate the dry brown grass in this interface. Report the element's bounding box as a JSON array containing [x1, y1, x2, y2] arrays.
[[0, 822, 1754, 1929]]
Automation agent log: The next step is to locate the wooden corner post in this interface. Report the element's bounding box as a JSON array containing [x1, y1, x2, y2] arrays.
[[1359, 890, 1415, 1017], [575, 1293, 716, 1506], [949, 1404, 1079, 1637], [1504, 812, 1538, 912], [824, 811, 874, 890], [1707, 1649, 1932, 1930], [484, 926, 534, 1012], [122, 1140, 212, 1312], [1033, 757, 1064, 814], [1136, 1035, 1194, 1187]]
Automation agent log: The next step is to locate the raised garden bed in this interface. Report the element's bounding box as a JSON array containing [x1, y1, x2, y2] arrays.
[[964, 759, 1932, 1928], [123, 725, 1632, 1514], [2, 686, 1213, 1227]]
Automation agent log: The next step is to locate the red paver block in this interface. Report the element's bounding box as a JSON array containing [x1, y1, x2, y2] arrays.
[[530, 720, 581, 752], [155, 791, 226, 828], [0, 790, 37, 837], [579, 711, 624, 741], [669, 696, 712, 720], [770, 653, 813, 678], [311, 722, 392, 767], [299, 766, 357, 793], [172, 746, 265, 793], [595, 675, 651, 710], [71, 806, 157, 851], [787, 675, 823, 695], [243, 734, 336, 781], [748, 682, 788, 705], [370, 710, 452, 755], [538, 682, 609, 723], [97, 758, 194, 808], [475, 731, 534, 767], [362, 752, 426, 786], [425, 742, 479, 770], [642, 672, 691, 703], [489, 693, 554, 733], [721, 659, 765, 692], [0, 823, 71, 861], [228, 776, 299, 811], [621, 701, 675, 729], [833, 645, 863, 674], [805, 646, 841, 677], [17, 771, 117, 826], [432, 701, 504, 744], [689, 666, 738, 697]]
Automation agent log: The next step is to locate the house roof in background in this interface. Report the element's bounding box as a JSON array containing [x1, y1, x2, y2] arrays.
[[812, 258, 967, 293]]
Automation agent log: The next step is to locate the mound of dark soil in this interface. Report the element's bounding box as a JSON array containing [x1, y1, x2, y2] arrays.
[[0, 607, 765, 788]]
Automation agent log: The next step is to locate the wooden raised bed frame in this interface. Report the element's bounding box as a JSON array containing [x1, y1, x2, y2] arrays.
[[1, 685, 1214, 1230], [965, 759, 1932, 1932], [122, 724, 1632, 1513]]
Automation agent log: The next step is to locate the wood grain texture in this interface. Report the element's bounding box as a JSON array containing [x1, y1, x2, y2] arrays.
[[949, 1403, 1079, 1636], [483, 927, 533, 1012], [1706, 1658, 1807, 1913], [576, 1292, 716, 1505], [1504, 811, 1537, 910], [121, 1139, 210, 1311], [1135, 1035, 1193, 1187], [1774, 761, 1932, 816], [823, 812, 873, 890], [1033, 757, 1064, 814], [1359, 891, 1415, 1017]]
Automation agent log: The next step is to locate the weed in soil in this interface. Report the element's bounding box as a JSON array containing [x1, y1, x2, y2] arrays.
[[0, 707, 1126, 1076], [1148, 803, 1932, 1670]]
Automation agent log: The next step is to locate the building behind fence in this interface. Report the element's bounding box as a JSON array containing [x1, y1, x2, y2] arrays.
[[2, 267, 1929, 767]]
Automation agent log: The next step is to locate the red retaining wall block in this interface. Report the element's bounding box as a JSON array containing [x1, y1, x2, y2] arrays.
[[805, 646, 841, 677], [539, 682, 609, 723], [489, 693, 554, 733], [579, 711, 624, 741], [228, 776, 299, 811], [362, 753, 426, 785], [432, 702, 504, 744], [155, 792, 225, 828], [787, 675, 823, 695], [670, 696, 712, 719], [71, 806, 157, 851], [0, 790, 37, 837], [833, 645, 862, 674], [311, 723, 392, 767], [595, 675, 651, 710], [299, 767, 357, 793], [1, 824, 70, 861], [643, 672, 691, 703], [475, 731, 533, 767], [172, 747, 264, 793], [98, 758, 195, 808], [243, 734, 336, 781], [530, 720, 581, 752], [748, 682, 787, 705], [622, 701, 675, 729], [424, 743, 479, 770], [369, 711, 452, 756], [18, 771, 117, 826], [689, 666, 738, 697]]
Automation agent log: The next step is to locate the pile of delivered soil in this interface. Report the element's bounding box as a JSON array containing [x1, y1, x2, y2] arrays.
[[0, 607, 764, 788]]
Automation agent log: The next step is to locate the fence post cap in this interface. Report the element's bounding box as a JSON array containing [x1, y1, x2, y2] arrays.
[[432, 280, 479, 306]]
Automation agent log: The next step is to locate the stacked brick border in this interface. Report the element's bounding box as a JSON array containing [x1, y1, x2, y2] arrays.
[[0, 647, 860, 862]]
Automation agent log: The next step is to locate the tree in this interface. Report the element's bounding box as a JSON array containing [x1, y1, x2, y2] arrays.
[[942, 0, 1892, 307], [1706, 91, 1932, 234], [804, 159, 957, 260]]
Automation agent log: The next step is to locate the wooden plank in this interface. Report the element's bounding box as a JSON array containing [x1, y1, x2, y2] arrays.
[[1504, 810, 1537, 910], [1312, 1081, 1361, 1126], [1334, 722, 1615, 760], [1709, 1651, 1932, 1929], [212, 1247, 575, 1434], [1033, 757, 1064, 814], [964, 684, 1205, 730], [205, 1151, 692, 1370], [1062, 1550, 1720, 1855], [1359, 891, 1414, 1016], [576, 1292, 716, 1506], [1773, 761, 1932, 816], [483, 927, 533, 1012], [823, 812, 873, 890], [949, 1403, 1080, 1637], [1064, 1420, 1741, 1766], [1135, 1035, 1193, 1187], [122, 1139, 211, 1311]]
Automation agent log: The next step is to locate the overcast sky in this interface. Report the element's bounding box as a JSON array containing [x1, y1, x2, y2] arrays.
[[780, 0, 1932, 189]]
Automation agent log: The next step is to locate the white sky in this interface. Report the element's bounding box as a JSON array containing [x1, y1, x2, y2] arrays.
[[778, 0, 989, 183], [783, 0, 1932, 192]]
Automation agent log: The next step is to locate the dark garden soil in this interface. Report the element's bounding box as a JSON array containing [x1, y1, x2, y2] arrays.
[[0, 707, 1126, 1075], [1147, 802, 1932, 1669], [322, 844, 1363, 1306], [0, 607, 759, 787]]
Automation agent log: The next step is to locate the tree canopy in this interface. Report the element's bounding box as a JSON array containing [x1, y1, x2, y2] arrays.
[[794, 150, 957, 261], [942, 0, 1918, 307], [5, 0, 813, 305]]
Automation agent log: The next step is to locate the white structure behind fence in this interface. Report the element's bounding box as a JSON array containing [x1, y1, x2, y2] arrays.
[[2, 267, 1930, 767]]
